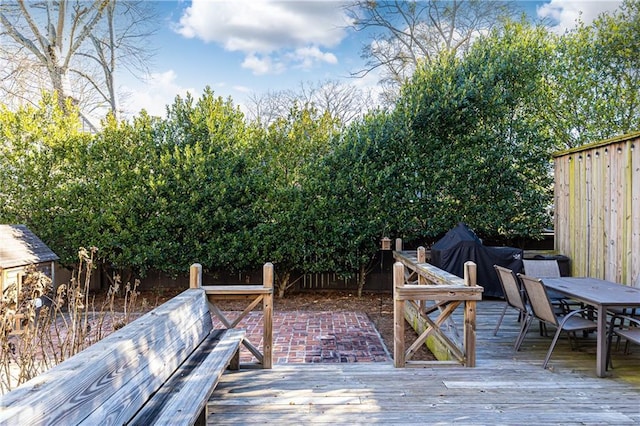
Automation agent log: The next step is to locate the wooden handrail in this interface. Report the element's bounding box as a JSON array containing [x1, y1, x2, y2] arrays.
[[393, 248, 483, 368], [189, 263, 274, 369]]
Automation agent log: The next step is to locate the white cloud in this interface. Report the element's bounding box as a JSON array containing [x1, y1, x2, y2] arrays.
[[122, 70, 195, 117], [537, 0, 623, 33], [290, 46, 338, 69], [175, 0, 352, 74], [242, 54, 285, 75]]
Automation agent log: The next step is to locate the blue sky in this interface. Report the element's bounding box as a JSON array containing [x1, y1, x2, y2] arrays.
[[120, 0, 623, 117]]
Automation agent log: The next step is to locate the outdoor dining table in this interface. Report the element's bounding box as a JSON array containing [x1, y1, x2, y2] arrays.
[[543, 277, 640, 377]]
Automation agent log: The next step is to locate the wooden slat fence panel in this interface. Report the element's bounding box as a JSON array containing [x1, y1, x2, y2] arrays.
[[554, 132, 640, 288]]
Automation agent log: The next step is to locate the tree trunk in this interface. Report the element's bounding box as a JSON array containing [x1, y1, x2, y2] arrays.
[[276, 271, 291, 299], [357, 264, 367, 297]]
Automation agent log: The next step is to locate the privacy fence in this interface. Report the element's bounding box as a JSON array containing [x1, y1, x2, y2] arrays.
[[554, 131, 640, 287]]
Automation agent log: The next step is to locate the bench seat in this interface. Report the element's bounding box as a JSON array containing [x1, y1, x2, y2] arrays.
[[130, 328, 244, 425], [0, 288, 244, 425]]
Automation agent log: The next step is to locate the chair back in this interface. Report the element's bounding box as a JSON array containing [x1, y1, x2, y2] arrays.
[[494, 265, 526, 312], [522, 259, 560, 278], [518, 274, 558, 327]]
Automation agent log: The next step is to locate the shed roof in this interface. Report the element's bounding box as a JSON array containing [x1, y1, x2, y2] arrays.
[[0, 224, 59, 269]]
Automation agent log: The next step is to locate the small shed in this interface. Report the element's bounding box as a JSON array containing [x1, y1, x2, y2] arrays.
[[0, 224, 59, 304], [553, 131, 640, 287]]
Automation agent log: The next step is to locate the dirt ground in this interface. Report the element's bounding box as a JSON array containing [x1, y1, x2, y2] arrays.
[[97, 288, 434, 361]]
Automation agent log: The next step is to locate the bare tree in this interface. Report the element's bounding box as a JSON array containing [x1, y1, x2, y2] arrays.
[[246, 89, 299, 128], [0, 0, 157, 126], [298, 80, 375, 125], [347, 0, 516, 103], [246, 79, 375, 126], [0, 46, 51, 110], [81, 0, 157, 118]]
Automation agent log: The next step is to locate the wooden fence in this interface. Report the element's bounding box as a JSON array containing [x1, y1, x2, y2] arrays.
[[554, 131, 640, 287], [393, 247, 483, 367]]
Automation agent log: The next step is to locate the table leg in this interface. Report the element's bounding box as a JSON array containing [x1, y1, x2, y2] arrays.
[[596, 305, 607, 377]]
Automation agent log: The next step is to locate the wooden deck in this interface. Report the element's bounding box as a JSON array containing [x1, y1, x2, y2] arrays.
[[207, 300, 640, 425]]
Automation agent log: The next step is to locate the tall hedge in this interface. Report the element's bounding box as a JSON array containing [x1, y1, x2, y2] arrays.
[[4, 14, 637, 294]]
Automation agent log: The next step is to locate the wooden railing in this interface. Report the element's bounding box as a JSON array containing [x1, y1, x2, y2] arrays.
[[190, 262, 274, 369], [393, 247, 483, 367]]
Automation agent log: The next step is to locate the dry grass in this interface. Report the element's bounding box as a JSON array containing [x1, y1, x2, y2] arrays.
[[0, 247, 146, 394]]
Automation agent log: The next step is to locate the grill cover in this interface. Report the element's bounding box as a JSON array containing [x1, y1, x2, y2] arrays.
[[430, 223, 522, 298]]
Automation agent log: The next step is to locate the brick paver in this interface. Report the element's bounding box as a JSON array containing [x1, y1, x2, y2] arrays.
[[212, 311, 391, 364]]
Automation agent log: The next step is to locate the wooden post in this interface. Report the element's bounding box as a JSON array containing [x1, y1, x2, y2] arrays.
[[262, 262, 274, 369], [395, 238, 403, 252], [51, 260, 56, 290], [463, 261, 477, 367], [393, 261, 406, 367], [464, 261, 477, 287], [417, 246, 426, 284], [190, 263, 202, 289], [417, 247, 426, 311]]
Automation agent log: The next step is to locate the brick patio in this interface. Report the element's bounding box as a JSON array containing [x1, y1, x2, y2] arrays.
[[212, 311, 391, 364]]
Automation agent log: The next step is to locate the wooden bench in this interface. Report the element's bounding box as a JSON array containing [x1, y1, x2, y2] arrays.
[[0, 288, 244, 425]]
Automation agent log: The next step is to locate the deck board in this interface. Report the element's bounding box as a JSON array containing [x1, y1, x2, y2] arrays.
[[207, 300, 640, 425]]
